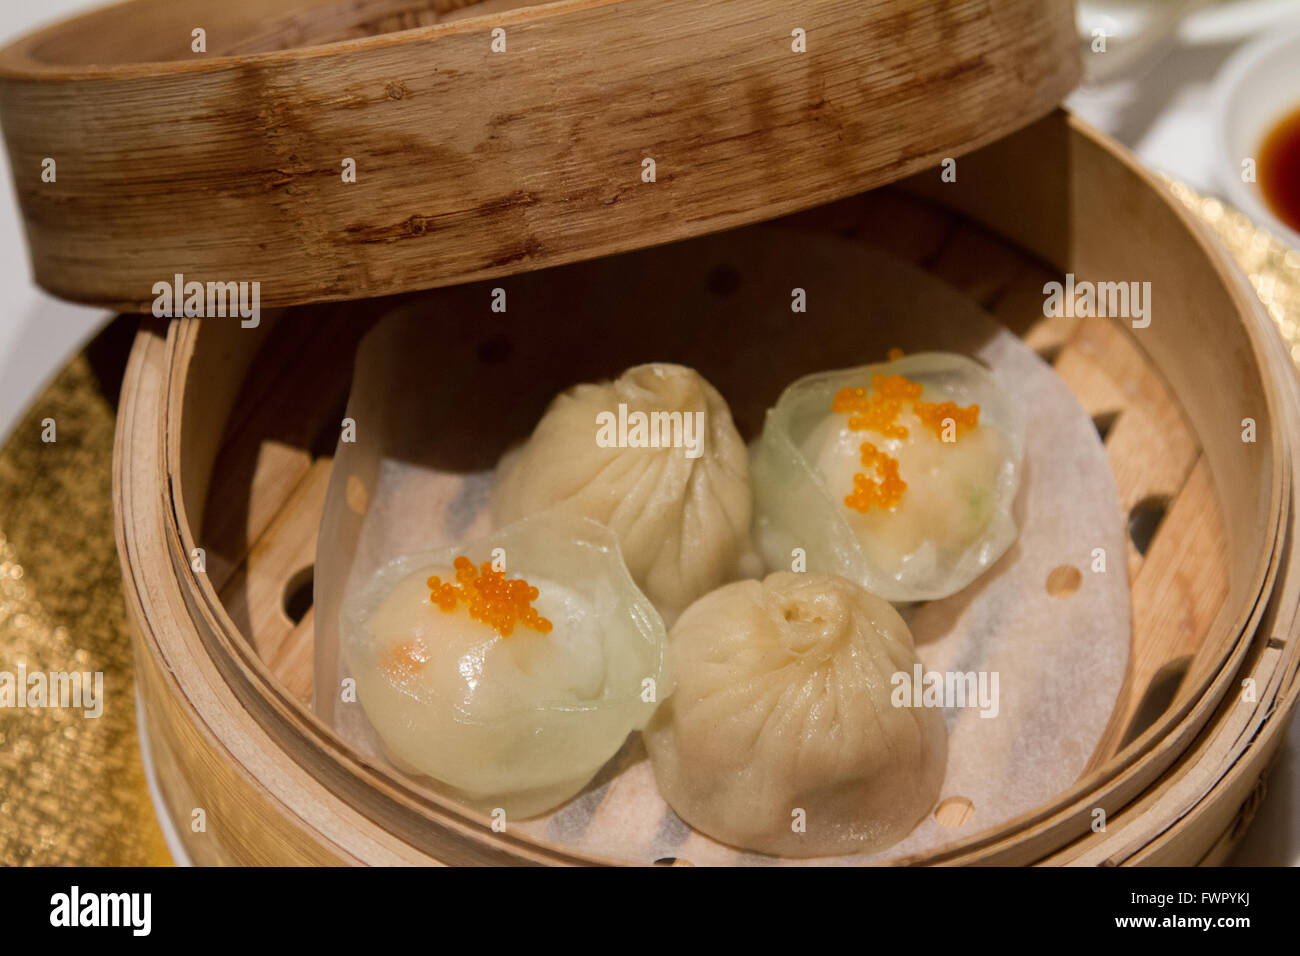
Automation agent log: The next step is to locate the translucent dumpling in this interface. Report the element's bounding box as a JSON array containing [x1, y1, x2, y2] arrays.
[[644, 572, 947, 857], [491, 363, 752, 622], [751, 352, 1024, 602], [340, 511, 671, 819]]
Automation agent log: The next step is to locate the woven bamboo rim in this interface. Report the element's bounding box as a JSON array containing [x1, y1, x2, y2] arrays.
[[0, 0, 1078, 312]]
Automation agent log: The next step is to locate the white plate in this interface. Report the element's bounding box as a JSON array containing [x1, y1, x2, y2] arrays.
[[134, 689, 194, 867], [1209, 25, 1300, 248]]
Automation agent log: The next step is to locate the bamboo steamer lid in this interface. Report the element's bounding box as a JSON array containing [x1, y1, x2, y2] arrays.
[[0, 0, 1079, 311]]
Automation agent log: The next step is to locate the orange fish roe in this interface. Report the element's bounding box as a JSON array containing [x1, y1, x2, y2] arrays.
[[887, 347, 905, 362], [914, 399, 980, 440], [831, 375, 923, 440], [874, 374, 924, 403], [831, 374, 921, 512], [382, 639, 429, 682], [426, 556, 553, 639], [845, 442, 907, 513], [830, 362, 979, 513]]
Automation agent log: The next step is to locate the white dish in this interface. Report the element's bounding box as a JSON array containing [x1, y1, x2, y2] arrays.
[[1209, 25, 1300, 249]]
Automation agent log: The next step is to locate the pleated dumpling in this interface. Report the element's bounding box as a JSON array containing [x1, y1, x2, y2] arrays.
[[645, 572, 947, 857], [340, 511, 671, 819], [491, 363, 752, 621], [751, 352, 1024, 603]]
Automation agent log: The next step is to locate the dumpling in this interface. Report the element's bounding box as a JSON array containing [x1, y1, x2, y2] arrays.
[[491, 363, 752, 621], [750, 352, 1024, 602], [340, 511, 671, 819], [644, 572, 946, 857]]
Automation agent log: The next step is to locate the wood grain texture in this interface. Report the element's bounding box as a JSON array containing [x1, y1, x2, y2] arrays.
[[903, 113, 1287, 743], [986, 268, 1231, 772], [0, 0, 1078, 311], [1052, 317, 1300, 865], [894, 113, 1296, 866], [114, 113, 1299, 865], [1085, 459, 1229, 768]]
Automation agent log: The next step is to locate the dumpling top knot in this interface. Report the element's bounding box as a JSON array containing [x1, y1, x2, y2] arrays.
[[764, 572, 898, 658], [614, 362, 708, 409]]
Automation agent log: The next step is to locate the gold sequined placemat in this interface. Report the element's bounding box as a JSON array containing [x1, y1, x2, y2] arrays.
[[1165, 178, 1300, 361], [0, 317, 172, 866], [0, 184, 1294, 868]]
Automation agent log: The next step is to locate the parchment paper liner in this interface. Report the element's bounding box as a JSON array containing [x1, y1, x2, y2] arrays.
[[314, 227, 1130, 864]]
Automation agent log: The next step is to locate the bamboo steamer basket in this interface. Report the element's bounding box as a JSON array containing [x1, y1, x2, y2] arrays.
[[0, 0, 1295, 865], [109, 112, 1300, 866]]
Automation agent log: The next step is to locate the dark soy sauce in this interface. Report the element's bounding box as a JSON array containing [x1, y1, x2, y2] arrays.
[[1259, 106, 1300, 235]]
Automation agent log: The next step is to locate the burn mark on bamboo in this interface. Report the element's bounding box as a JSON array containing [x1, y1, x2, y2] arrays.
[[488, 235, 544, 267], [343, 190, 541, 244]]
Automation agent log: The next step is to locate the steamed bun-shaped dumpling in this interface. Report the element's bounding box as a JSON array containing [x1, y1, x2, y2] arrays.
[[645, 572, 946, 857], [340, 511, 671, 819], [751, 352, 1023, 603], [491, 363, 752, 620]]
